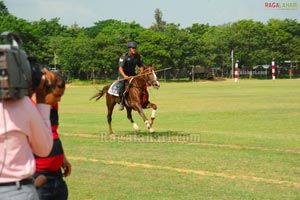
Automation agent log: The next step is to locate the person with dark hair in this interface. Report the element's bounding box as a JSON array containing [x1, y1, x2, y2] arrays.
[[33, 69, 72, 200], [118, 41, 144, 111], [0, 72, 53, 200]]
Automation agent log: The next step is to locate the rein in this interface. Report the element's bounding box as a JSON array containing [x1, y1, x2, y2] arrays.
[[117, 67, 172, 82], [128, 69, 150, 89]]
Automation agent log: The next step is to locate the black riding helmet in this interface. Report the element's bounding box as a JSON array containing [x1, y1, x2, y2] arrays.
[[127, 41, 137, 48]]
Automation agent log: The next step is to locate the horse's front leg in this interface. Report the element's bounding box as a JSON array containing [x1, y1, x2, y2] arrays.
[[135, 104, 154, 133], [125, 107, 140, 131], [146, 102, 157, 125]]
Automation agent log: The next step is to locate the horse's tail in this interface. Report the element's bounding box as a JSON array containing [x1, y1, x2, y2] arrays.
[[90, 85, 109, 101]]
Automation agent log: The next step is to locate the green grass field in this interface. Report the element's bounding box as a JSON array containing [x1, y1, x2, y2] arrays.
[[58, 79, 300, 200]]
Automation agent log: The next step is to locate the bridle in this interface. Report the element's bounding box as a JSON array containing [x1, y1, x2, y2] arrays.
[[141, 68, 158, 87]]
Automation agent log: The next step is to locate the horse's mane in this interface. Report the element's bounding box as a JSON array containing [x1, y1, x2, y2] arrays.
[[139, 65, 153, 75]]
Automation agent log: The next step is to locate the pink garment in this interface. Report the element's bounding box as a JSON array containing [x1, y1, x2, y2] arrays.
[[0, 96, 53, 183]]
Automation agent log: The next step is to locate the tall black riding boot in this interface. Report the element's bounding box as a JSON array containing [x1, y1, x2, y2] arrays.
[[119, 93, 124, 111]]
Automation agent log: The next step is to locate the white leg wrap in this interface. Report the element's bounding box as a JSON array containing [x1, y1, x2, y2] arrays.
[[149, 127, 155, 133], [145, 120, 151, 128], [132, 122, 140, 131], [151, 109, 156, 118]]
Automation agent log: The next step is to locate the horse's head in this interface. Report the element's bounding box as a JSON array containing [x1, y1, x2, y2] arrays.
[[142, 65, 160, 89]]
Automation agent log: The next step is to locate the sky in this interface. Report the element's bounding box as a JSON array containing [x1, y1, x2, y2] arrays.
[[3, 0, 300, 28]]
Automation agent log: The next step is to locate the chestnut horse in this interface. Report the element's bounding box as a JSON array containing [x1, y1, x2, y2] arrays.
[[90, 66, 160, 135]]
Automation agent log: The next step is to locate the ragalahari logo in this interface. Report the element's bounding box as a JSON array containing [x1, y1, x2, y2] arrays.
[[264, 2, 298, 9]]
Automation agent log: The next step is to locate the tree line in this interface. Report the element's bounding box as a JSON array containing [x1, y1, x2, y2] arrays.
[[1, 2, 300, 80]]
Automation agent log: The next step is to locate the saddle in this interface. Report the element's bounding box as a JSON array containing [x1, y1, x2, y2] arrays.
[[108, 78, 134, 97], [108, 81, 119, 96], [107, 79, 148, 105]]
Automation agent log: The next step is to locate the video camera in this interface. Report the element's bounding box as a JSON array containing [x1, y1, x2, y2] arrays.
[[0, 31, 43, 101]]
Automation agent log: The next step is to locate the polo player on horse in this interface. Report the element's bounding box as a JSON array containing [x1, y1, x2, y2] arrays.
[[118, 41, 145, 111]]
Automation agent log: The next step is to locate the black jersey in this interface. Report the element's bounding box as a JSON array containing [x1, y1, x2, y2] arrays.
[[119, 52, 143, 76]]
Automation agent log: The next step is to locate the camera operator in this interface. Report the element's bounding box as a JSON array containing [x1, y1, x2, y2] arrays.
[[0, 34, 53, 199], [0, 75, 53, 200]]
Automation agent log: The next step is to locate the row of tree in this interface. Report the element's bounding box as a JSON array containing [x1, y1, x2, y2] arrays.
[[1, 1, 300, 80]]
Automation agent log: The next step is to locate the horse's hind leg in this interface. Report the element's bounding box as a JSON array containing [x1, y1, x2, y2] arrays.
[[126, 107, 140, 131], [107, 107, 114, 135], [107, 96, 116, 135]]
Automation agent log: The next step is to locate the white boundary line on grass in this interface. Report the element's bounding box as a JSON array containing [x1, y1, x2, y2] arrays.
[[69, 156, 300, 188]]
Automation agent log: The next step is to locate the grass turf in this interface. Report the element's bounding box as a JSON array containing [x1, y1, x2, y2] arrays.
[[58, 79, 300, 199]]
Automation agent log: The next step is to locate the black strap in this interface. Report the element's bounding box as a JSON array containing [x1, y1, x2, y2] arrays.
[[0, 178, 34, 187]]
